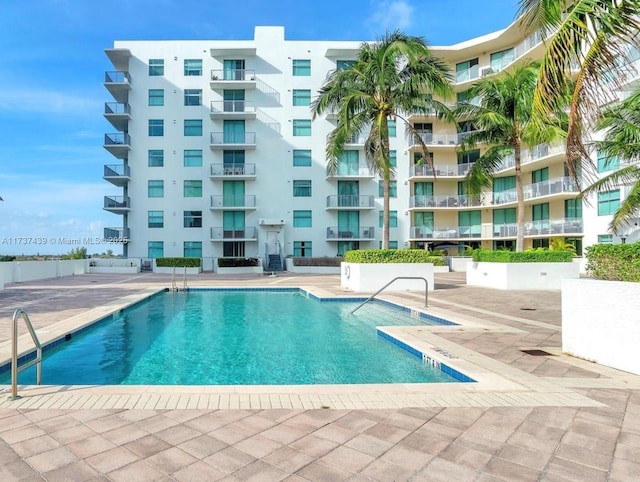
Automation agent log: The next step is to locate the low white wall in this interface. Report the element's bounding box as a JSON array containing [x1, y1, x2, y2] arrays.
[[341, 262, 435, 292], [1, 260, 87, 283], [89, 267, 140, 274], [284, 258, 340, 274], [562, 278, 640, 375], [449, 257, 473, 272], [154, 266, 202, 274], [466, 261, 579, 290], [215, 266, 263, 275]]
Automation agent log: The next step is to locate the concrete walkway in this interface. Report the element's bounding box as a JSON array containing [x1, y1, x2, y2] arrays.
[[0, 271, 638, 481]]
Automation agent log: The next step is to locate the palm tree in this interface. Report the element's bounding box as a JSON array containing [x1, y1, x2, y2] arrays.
[[581, 88, 640, 234], [517, 0, 640, 181], [312, 31, 452, 249], [456, 62, 564, 252]]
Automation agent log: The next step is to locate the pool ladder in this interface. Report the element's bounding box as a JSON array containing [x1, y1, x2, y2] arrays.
[[351, 277, 429, 314], [171, 266, 188, 291], [8, 308, 42, 400]]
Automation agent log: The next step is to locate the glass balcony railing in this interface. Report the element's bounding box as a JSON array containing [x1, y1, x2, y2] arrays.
[[104, 133, 130, 146], [104, 227, 130, 239], [104, 102, 131, 115], [210, 163, 256, 177], [325, 195, 375, 209], [103, 196, 130, 209], [211, 69, 256, 81], [410, 194, 482, 208], [104, 71, 130, 84], [410, 162, 473, 177], [210, 195, 256, 209], [326, 227, 375, 239], [210, 100, 257, 114], [210, 227, 258, 240], [103, 164, 130, 177], [210, 132, 256, 145]]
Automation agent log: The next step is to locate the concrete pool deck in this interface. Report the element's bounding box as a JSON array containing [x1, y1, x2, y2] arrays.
[[0, 271, 639, 480]]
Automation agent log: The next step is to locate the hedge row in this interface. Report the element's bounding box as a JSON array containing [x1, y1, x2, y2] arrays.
[[217, 257, 260, 267], [343, 249, 446, 266], [155, 257, 201, 268], [292, 257, 342, 267], [586, 243, 640, 282], [471, 249, 573, 263]]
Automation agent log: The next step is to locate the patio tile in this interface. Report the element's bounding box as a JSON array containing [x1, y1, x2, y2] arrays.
[[106, 459, 164, 482], [10, 434, 61, 458], [123, 434, 172, 458], [25, 446, 78, 473], [172, 461, 227, 481], [359, 458, 417, 481], [145, 447, 198, 474], [259, 424, 307, 445], [177, 434, 228, 459], [544, 456, 608, 482], [230, 459, 288, 481], [319, 445, 375, 472], [234, 434, 283, 458], [85, 446, 140, 473], [262, 446, 315, 473], [288, 434, 339, 458], [344, 432, 395, 457], [101, 424, 149, 445], [296, 459, 355, 482], [484, 457, 541, 482], [67, 434, 117, 459], [203, 447, 257, 474], [41, 461, 99, 482], [414, 457, 479, 482], [0, 459, 39, 481]]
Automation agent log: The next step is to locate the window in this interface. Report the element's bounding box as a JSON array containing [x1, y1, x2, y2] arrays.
[[413, 123, 432, 133], [598, 190, 620, 215], [184, 119, 202, 136], [490, 48, 515, 72], [379, 211, 398, 228], [148, 119, 164, 136], [293, 241, 312, 257], [148, 180, 164, 197], [184, 211, 202, 228], [184, 180, 202, 197], [292, 59, 311, 76], [565, 198, 582, 219], [336, 60, 355, 70], [184, 59, 202, 76], [414, 211, 434, 226], [223, 59, 245, 80], [184, 89, 202, 106], [293, 150, 312, 166], [148, 211, 164, 228], [293, 210, 312, 227], [379, 180, 397, 198], [223, 89, 245, 112], [532, 203, 550, 221], [148, 241, 164, 258], [293, 119, 311, 136], [293, 180, 312, 197], [458, 149, 480, 164], [533, 238, 550, 249], [388, 119, 396, 137], [389, 150, 396, 167], [148, 89, 164, 106], [493, 208, 516, 225], [148, 150, 164, 167], [458, 210, 481, 237], [184, 149, 202, 167], [149, 59, 164, 76], [292, 89, 311, 106], [223, 242, 245, 257], [455, 58, 479, 83], [598, 234, 613, 244], [224, 150, 245, 170], [532, 167, 549, 183], [184, 241, 202, 258], [379, 241, 398, 249], [597, 151, 619, 173]]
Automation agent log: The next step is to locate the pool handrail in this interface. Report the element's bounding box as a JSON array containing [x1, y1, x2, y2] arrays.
[[9, 308, 42, 400], [351, 277, 429, 314]]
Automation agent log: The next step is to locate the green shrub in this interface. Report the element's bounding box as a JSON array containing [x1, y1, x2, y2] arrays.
[[293, 257, 341, 267], [586, 242, 640, 282], [0, 255, 16, 262], [217, 257, 260, 267], [343, 249, 446, 266], [156, 257, 201, 268], [472, 249, 573, 263]]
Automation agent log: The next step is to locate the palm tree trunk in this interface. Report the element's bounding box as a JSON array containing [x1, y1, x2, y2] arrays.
[[382, 173, 390, 249], [514, 145, 525, 252]]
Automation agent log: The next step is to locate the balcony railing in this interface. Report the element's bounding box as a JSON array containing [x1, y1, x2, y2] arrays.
[[410, 226, 482, 239], [210, 227, 258, 240], [525, 218, 584, 236], [326, 195, 375, 209], [104, 71, 130, 84], [210, 100, 257, 115], [103, 196, 130, 209], [104, 133, 131, 146], [103, 164, 130, 177], [326, 227, 375, 239], [497, 141, 566, 171], [210, 132, 256, 145], [412, 131, 480, 146], [410, 162, 473, 177], [410, 194, 482, 208], [330, 164, 374, 178], [104, 102, 131, 115], [524, 177, 579, 199], [210, 163, 256, 177], [104, 227, 130, 239], [210, 195, 256, 209], [211, 69, 256, 81]]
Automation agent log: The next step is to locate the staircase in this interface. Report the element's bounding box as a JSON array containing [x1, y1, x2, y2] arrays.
[[267, 254, 283, 271]]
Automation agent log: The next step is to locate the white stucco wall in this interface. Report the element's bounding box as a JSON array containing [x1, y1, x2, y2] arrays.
[[562, 278, 640, 376], [1, 260, 86, 284], [466, 261, 580, 290], [341, 262, 434, 292]]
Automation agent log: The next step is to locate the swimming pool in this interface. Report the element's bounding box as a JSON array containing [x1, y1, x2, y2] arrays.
[[1, 289, 469, 386]]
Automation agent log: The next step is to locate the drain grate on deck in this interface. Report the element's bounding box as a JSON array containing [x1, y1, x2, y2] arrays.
[[521, 349, 554, 356]]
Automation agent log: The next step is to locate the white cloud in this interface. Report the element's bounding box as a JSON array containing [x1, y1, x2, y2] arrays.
[[367, 0, 415, 33]]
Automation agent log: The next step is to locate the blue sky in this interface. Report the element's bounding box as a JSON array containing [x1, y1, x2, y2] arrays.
[[0, 0, 520, 255]]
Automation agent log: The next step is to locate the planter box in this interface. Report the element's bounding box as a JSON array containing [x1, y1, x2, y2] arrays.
[[466, 261, 579, 290], [154, 266, 202, 275], [215, 266, 263, 275], [285, 258, 341, 274], [562, 278, 640, 375], [449, 256, 473, 272], [341, 262, 434, 292]]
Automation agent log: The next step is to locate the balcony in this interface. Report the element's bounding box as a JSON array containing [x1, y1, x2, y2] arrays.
[[327, 164, 375, 179], [409, 131, 480, 147], [524, 177, 579, 200], [103, 196, 130, 214], [326, 227, 375, 240], [103, 133, 131, 159], [104, 102, 131, 131], [103, 164, 131, 187], [325, 195, 375, 210], [210, 195, 257, 211], [210, 163, 256, 179], [346, 134, 368, 146], [409, 162, 472, 178], [496, 141, 566, 172], [210, 132, 256, 150], [410, 194, 482, 209], [210, 69, 257, 89], [525, 218, 584, 237], [409, 226, 483, 240], [104, 71, 131, 103], [210, 227, 258, 241], [210, 100, 257, 119], [104, 227, 130, 239]]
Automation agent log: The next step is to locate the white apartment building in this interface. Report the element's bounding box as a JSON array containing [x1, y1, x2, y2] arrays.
[[102, 20, 638, 265]]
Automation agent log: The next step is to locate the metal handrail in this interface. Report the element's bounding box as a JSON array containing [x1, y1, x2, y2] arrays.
[[351, 277, 429, 314], [183, 266, 187, 291], [10, 308, 42, 400]]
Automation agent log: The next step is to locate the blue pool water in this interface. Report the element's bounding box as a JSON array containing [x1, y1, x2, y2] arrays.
[[1, 290, 465, 385]]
